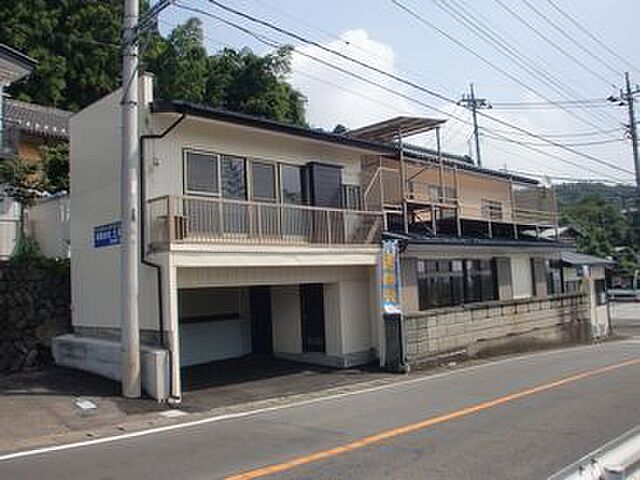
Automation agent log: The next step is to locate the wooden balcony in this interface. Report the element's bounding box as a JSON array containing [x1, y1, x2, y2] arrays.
[[147, 195, 384, 249]]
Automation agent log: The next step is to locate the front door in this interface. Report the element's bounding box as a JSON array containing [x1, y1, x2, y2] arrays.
[[300, 283, 326, 353], [250, 286, 273, 354]]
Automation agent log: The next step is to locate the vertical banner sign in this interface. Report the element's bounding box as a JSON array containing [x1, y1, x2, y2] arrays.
[[382, 239, 402, 314]]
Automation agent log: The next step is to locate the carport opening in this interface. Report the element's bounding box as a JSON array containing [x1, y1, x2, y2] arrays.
[[177, 284, 331, 391]]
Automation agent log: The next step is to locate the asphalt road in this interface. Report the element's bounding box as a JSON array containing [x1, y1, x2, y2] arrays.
[[1, 341, 639, 480]]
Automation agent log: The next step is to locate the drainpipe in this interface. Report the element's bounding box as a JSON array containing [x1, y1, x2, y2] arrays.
[[139, 113, 186, 403]]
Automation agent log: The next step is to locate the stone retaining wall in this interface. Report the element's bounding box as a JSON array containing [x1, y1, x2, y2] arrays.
[[403, 293, 591, 367], [0, 261, 71, 373]]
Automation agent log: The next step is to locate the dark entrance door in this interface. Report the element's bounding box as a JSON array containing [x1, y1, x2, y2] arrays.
[[300, 283, 326, 353], [249, 286, 273, 354]]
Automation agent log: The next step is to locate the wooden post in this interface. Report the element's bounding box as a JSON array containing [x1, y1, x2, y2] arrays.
[[454, 165, 462, 237], [509, 177, 518, 240], [167, 195, 175, 243]]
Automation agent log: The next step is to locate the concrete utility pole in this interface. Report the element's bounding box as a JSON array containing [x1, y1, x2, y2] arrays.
[[458, 83, 491, 167], [609, 72, 640, 188], [121, 0, 141, 398]]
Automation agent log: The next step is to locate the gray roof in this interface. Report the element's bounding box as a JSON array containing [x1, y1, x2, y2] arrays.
[[560, 251, 615, 266], [4, 99, 71, 139]]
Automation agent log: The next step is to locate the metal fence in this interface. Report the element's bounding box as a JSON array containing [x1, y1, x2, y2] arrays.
[[147, 195, 383, 247]]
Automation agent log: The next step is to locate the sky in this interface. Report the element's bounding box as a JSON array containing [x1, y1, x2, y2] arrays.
[[161, 0, 640, 184]]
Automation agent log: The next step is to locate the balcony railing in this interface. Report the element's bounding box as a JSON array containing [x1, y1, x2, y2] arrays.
[[147, 195, 384, 248]]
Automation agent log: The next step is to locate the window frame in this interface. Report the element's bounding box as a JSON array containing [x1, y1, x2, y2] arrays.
[[250, 159, 280, 203], [183, 148, 222, 197]]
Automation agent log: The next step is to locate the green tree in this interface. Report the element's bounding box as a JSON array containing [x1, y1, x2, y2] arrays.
[[204, 46, 306, 125], [0, 156, 47, 239], [150, 18, 209, 104], [561, 193, 630, 258], [1, 4, 306, 124], [41, 143, 70, 193]]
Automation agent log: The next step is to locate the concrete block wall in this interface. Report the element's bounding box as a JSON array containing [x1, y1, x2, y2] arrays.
[[403, 294, 590, 367]]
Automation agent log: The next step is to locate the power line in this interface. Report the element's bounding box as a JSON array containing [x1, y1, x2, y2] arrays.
[[427, 0, 619, 131], [491, 0, 617, 89], [486, 126, 624, 139], [545, 0, 640, 77], [182, 1, 634, 182], [443, 0, 623, 128], [518, 0, 621, 78], [481, 132, 625, 148]]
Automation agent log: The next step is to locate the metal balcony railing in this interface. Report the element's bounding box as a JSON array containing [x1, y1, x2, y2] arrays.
[[147, 195, 384, 248]]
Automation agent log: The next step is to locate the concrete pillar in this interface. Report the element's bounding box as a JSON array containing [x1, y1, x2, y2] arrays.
[[161, 254, 181, 403]]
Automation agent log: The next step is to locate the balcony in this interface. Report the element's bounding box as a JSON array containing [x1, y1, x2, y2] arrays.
[[147, 195, 384, 249]]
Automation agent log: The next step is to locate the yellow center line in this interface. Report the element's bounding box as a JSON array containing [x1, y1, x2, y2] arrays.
[[225, 357, 640, 480]]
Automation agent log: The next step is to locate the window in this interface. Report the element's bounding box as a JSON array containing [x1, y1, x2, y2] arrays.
[[221, 155, 246, 199], [481, 199, 503, 221], [342, 185, 361, 210], [417, 258, 497, 310], [251, 161, 277, 202], [546, 259, 563, 295], [281, 164, 304, 205], [464, 259, 498, 303], [185, 151, 219, 195]]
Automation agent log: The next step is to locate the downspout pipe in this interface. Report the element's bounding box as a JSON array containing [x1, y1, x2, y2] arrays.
[[139, 113, 186, 403]]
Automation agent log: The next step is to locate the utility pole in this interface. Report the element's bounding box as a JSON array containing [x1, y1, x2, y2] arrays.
[[121, 0, 141, 398], [608, 72, 640, 188], [458, 83, 491, 167]]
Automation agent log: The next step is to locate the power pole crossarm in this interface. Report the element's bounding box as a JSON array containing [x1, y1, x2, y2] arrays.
[[458, 83, 491, 167], [608, 72, 640, 188]]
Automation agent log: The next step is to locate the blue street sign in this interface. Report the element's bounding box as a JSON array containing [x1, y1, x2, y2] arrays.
[[93, 221, 122, 248]]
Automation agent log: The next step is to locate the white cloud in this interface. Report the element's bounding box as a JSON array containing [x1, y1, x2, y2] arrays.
[[290, 29, 420, 130]]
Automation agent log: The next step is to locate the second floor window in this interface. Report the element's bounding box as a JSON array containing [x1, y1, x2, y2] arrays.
[[185, 151, 219, 195], [251, 161, 277, 202]]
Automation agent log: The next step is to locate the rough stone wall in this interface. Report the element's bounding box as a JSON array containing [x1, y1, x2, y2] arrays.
[[0, 261, 71, 373], [404, 293, 590, 367]]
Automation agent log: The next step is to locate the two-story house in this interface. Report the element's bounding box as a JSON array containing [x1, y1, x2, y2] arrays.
[[54, 75, 589, 401]]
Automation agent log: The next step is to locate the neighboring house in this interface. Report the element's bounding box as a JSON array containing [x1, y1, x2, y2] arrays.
[[0, 43, 36, 258], [54, 75, 596, 401], [1, 100, 72, 259], [0, 44, 71, 259], [1, 98, 71, 161]]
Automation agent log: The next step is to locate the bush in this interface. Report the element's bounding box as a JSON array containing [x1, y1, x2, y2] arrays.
[[11, 236, 43, 263]]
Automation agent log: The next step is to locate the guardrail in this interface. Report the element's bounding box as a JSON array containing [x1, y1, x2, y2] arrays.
[[147, 195, 384, 248]]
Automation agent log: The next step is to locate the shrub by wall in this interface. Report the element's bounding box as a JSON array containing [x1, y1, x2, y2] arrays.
[[0, 260, 71, 373]]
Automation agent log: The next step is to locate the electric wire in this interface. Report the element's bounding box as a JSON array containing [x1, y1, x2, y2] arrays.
[[491, 0, 617, 89], [545, 0, 640, 77], [428, 0, 620, 131], [176, 2, 633, 182]]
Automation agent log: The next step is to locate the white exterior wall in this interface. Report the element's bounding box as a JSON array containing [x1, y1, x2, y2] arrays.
[[145, 116, 366, 202], [70, 78, 159, 334], [29, 195, 70, 258], [511, 255, 533, 299], [271, 285, 302, 354], [0, 196, 19, 259], [178, 287, 251, 366]]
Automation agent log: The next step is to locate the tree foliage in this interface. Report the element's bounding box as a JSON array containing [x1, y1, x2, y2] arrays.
[[0, 4, 306, 124], [560, 193, 630, 258]]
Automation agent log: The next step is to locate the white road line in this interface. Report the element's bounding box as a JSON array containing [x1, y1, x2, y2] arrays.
[[0, 340, 636, 463]]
